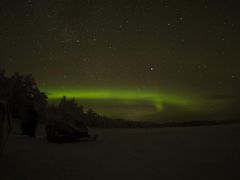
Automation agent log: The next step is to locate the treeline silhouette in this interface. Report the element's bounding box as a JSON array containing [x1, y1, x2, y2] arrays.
[[0, 69, 47, 120], [0, 70, 160, 128], [47, 96, 162, 128], [47, 98, 237, 128]]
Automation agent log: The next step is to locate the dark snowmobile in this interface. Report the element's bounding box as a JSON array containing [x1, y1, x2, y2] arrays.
[[46, 119, 97, 143]]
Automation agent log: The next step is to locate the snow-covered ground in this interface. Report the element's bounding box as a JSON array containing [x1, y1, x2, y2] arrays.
[[1, 124, 240, 180]]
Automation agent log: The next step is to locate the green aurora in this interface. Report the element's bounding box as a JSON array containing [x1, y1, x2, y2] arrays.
[[47, 88, 195, 110], [44, 88, 228, 120]]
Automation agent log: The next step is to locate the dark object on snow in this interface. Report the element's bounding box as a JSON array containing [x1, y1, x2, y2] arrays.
[[46, 120, 91, 143], [21, 106, 38, 138], [0, 100, 11, 153]]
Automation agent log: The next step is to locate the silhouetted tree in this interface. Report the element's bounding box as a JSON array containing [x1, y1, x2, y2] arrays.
[[0, 70, 47, 120], [56, 96, 84, 122], [59, 96, 83, 113], [0, 69, 12, 100]]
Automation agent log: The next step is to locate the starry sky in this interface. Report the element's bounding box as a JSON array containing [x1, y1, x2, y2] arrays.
[[1, 0, 240, 121]]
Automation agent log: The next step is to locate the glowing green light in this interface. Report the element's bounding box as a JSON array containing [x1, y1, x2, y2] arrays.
[[45, 88, 199, 112]]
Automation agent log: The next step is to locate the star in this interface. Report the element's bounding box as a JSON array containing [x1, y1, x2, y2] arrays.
[[231, 75, 236, 79]]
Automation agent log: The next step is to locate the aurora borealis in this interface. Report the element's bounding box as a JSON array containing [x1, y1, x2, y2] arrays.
[[1, 0, 240, 121], [47, 88, 193, 108], [45, 88, 229, 120]]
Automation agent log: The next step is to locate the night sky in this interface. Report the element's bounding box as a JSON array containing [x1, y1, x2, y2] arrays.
[[1, 0, 240, 121]]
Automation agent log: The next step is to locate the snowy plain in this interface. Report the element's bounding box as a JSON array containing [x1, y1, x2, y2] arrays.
[[1, 123, 240, 180]]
